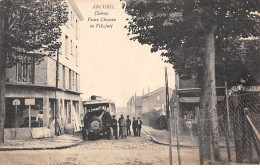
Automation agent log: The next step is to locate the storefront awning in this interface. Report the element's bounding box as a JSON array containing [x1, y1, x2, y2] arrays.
[[179, 96, 225, 103]]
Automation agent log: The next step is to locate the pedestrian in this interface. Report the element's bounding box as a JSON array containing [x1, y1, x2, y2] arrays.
[[111, 115, 118, 140], [132, 117, 137, 136], [118, 115, 127, 139], [36, 110, 43, 127], [136, 116, 142, 137], [126, 115, 131, 136]]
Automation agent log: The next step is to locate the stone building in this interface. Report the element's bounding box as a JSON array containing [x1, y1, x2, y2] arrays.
[[126, 87, 173, 128], [4, 0, 84, 140]]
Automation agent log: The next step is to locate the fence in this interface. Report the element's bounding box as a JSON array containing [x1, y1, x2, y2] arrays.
[[195, 91, 260, 164]]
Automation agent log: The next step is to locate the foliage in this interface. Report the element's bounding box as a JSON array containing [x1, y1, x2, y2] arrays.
[[3, 0, 68, 67], [122, 0, 260, 87]]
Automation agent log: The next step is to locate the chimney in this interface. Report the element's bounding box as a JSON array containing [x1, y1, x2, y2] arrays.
[[148, 86, 150, 93], [91, 95, 96, 100]]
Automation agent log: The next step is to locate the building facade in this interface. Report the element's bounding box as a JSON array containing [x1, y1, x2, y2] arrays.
[[172, 74, 225, 133], [127, 95, 143, 118], [4, 0, 84, 140], [142, 87, 173, 115], [127, 87, 173, 128]]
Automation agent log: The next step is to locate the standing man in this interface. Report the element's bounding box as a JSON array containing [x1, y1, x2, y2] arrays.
[[111, 115, 118, 140], [126, 115, 131, 136], [118, 115, 127, 139], [36, 110, 43, 127], [136, 116, 142, 137], [132, 117, 137, 136]]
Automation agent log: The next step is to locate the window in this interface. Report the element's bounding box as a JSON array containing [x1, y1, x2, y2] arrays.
[[58, 36, 62, 55], [63, 66, 65, 88], [16, 56, 35, 83], [76, 19, 78, 38], [75, 46, 78, 65], [157, 95, 161, 101], [65, 35, 68, 57], [71, 40, 73, 56], [71, 11, 73, 25], [5, 98, 43, 128], [76, 73, 78, 91], [69, 69, 71, 90], [72, 71, 75, 87]]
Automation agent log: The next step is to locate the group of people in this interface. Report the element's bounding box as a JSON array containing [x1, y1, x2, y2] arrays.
[[111, 115, 142, 139]]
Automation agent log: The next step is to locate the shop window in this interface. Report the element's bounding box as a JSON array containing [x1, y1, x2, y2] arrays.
[[5, 98, 43, 128], [49, 99, 55, 126], [59, 99, 64, 125], [65, 100, 71, 124], [73, 101, 79, 114]]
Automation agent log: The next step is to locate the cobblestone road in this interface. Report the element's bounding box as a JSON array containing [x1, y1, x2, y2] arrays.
[[0, 134, 200, 165]]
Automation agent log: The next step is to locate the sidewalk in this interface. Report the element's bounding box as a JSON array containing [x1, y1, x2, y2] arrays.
[[0, 132, 83, 151], [142, 125, 234, 148], [142, 125, 198, 147]]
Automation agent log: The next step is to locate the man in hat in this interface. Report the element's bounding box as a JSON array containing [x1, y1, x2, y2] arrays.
[[36, 110, 43, 127], [118, 114, 127, 139], [132, 117, 137, 136], [136, 116, 142, 137], [126, 115, 131, 136], [111, 115, 118, 140]]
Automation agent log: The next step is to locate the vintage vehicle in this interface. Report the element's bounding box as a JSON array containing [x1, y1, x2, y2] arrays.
[[82, 95, 116, 140]]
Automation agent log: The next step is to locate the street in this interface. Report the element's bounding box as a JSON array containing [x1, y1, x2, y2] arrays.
[[0, 133, 200, 165]]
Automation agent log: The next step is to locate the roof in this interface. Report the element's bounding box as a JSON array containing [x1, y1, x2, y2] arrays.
[[68, 0, 84, 21], [83, 97, 115, 105], [128, 96, 143, 106], [143, 87, 173, 97]]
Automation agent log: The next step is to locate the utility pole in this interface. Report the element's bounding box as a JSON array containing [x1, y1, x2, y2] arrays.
[[0, 0, 6, 144], [165, 67, 172, 165], [173, 88, 181, 165], [55, 48, 60, 136]]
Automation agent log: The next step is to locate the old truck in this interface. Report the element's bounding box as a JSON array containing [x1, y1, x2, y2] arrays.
[[82, 96, 116, 140]]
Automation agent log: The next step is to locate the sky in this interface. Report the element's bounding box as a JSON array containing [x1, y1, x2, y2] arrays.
[[76, 0, 175, 107]]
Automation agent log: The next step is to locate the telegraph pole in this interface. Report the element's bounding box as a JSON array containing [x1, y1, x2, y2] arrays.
[[165, 67, 172, 165], [55, 48, 60, 136]]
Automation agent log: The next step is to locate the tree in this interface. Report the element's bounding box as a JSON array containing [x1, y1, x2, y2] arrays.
[[0, 0, 68, 144], [122, 0, 260, 161]]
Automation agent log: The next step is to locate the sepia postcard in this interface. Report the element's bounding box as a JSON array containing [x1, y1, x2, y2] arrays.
[[0, 0, 259, 165]]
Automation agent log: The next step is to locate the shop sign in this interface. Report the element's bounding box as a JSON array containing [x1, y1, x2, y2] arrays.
[[12, 99, 21, 106], [25, 98, 35, 106]]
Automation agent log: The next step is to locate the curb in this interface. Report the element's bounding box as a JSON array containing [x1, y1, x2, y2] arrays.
[[0, 140, 84, 151], [142, 128, 232, 149], [142, 127, 198, 148]]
